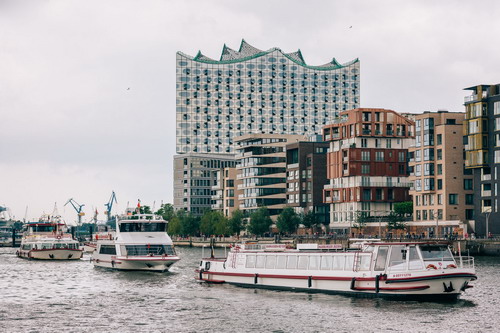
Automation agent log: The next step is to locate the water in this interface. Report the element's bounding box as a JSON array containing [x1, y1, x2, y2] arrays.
[[0, 247, 498, 333]]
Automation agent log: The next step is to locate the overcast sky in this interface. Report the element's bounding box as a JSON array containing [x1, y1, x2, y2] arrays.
[[1, 0, 499, 223]]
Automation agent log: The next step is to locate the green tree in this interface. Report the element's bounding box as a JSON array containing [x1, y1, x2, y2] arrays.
[[276, 207, 300, 234], [302, 210, 319, 234], [176, 210, 200, 236], [167, 216, 182, 235], [394, 201, 413, 217], [387, 211, 407, 231], [228, 209, 244, 236], [200, 211, 228, 236], [247, 207, 272, 237], [353, 211, 369, 233], [155, 203, 175, 221]]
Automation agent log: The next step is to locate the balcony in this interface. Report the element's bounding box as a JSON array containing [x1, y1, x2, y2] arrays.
[[482, 174, 492, 181], [287, 163, 299, 169], [482, 190, 492, 197]]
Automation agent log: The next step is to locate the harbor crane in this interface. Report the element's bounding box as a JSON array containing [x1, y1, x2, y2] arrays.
[[64, 198, 85, 225], [104, 191, 117, 222]]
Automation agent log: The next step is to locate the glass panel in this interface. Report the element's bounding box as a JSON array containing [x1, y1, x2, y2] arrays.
[[297, 256, 308, 270], [255, 255, 266, 268], [286, 255, 297, 269], [246, 255, 256, 268], [320, 256, 332, 270], [388, 245, 407, 271], [276, 255, 286, 269], [265, 255, 276, 269], [374, 246, 388, 271], [309, 256, 320, 270], [332, 255, 344, 270], [359, 255, 371, 271], [408, 246, 423, 270], [420, 245, 453, 261], [345, 255, 354, 271]]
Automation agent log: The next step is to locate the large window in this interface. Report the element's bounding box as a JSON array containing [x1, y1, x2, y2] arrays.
[[119, 222, 167, 232], [99, 245, 117, 255], [374, 247, 389, 271], [464, 179, 473, 190], [124, 245, 175, 256], [449, 194, 458, 205]]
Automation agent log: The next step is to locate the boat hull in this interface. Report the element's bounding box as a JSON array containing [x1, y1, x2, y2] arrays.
[[93, 255, 180, 272], [17, 248, 83, 260], [197, 266, 476, 300]]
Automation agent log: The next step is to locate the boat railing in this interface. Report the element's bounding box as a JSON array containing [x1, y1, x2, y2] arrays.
[[455, 256, 474, 269]]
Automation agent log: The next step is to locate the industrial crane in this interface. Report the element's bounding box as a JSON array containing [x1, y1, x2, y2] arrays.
[[104, 191, 117, 222], [64, 198, 85, 224]]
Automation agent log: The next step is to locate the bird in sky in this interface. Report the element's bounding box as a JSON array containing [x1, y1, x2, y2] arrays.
[[127, 87, 130, 90], [349, 26, 352, 28]]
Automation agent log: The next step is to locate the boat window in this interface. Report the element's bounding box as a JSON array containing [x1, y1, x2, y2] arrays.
[[124, 245, 175, 256], [42, 243, 52, 249], [265, 255, 276, 269], [345, 255, 354, 271], [419, 245, 453, 261], [332, 255, 344, 270], [99, 245, 117, 255], [309, 256, 320, 270], [320, 256, 332, 270], [22, 244, 31, 250], [256, 255, 266, 268], [276, 255, 286, 269], [119, 222, 167, 232], [388, 245, 407, 271], [408, 246, 424, 270], [30, 225, 56, 233], [374, 246, 388, 271], [286, 255, 297, 269], [359, 255, 371, 271], [245, 255, 256, 268], [297, 256, 308, 270], [54, 243, 66, 249]]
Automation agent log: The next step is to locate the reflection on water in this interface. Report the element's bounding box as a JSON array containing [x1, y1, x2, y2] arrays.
[[0, 247, 497, 332]]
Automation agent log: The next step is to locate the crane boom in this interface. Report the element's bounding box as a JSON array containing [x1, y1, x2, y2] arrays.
[[64, 198, 85, 224], [104, 191, 117, 222]]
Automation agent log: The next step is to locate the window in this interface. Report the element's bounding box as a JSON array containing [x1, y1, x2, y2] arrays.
[[361, 138, 368, 148], [361, 151, 370, 161], [437, 194, 443, 205], [424, 163, 434, 176], [424, 148, 434, 161], [99, 245, 117, 255], [449, 194, 458, 205], [464, 179, 473, 190], [376, 151, 384, 161], [437, 134, 442, 145], [320, 256, 332, 270], [361, 164, 370, 174], [286, 255, 297, 269], [415, 164, 421, 176], [437, 164, 442, 175], [398, 152, 405, 162], [424, 178, 435, 191], [246, 255, 256, 268], [466, 194, 474, 205], [437, 179, 443, 190]]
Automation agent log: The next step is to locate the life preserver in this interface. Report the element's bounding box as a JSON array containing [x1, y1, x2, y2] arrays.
[[56, 235, 61, 240], [446, 264, 457, 269], [426, 264, 438, 270]]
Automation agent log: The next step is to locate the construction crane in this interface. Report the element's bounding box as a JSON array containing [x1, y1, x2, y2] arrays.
[[104, 191, 117, 222], [64, 198, 85, 225]]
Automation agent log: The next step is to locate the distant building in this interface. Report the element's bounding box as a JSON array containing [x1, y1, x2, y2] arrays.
[[463, 84, 500, 236], [235, 133, 307, 219], [173, 153, 236, 216], [212, 167, 241, 217], [285, 141, 330, 224], [323, 108, 415, 232], [409, 111, 473, 236]]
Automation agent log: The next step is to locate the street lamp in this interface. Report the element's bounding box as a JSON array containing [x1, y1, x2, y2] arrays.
[[484, 208, 492, 239]]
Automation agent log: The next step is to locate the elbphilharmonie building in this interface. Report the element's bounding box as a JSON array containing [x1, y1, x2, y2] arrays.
[[176, 40, 360, 154]]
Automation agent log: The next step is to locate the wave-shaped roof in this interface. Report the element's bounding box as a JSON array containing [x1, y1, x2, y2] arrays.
[[177, 39, 359, 70]]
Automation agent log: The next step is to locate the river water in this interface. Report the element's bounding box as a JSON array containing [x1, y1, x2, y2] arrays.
[[0, 247, 498, 333]]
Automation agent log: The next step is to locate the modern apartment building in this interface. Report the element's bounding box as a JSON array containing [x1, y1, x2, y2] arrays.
[[464, 84, 500, 236], [173, 153, 236, 216], [176, 40, 360, 154], [409, 111, 473, 236], [211, 167, 241, 217], [285, 141, 330, 224], [323, 108, 414, 231], [235, 133, 307, 219]]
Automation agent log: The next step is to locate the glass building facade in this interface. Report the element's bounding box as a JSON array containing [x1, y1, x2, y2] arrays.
[[176, 40, 360, 154]]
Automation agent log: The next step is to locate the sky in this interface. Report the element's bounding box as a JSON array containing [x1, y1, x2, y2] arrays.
[[1, 0, 499, 224]]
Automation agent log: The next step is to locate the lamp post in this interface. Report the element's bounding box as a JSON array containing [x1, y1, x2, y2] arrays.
[[485, 208, 492, 239]]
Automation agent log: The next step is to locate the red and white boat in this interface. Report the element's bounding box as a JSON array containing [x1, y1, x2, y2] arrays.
[[92, 213, 179, 272], [196, 241, 477, 300], [17, 213, 82, 260]]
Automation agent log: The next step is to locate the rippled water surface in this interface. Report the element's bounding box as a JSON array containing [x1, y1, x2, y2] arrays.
[[0, 247, 499, 332]]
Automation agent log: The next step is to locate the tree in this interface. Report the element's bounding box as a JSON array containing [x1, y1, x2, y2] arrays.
[[228, 209, 244, 236], [176, 210, 200, 236], [200, 211, 228, 236], [387, 211, 407, 231], [394, 201, 413, 217], [276, 207, 300, 234], [302, 210, 319, 234], [155, 203, 175, 221], [353, 211, 369, 234], [167, 216, 182, 235], [247, 207, 272, 237]]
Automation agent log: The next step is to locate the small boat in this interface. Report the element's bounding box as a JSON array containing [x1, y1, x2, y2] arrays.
[[82, 224, 115, 253], [196, 241, 477, 300], [16, 213, 82, 260], [92, 213, 179, 271]]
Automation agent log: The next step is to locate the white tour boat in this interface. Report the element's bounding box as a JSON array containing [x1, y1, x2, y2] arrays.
[[196, 241, 477, 300], [16, 214, 82, 260], [92, 213, 179, 272]]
